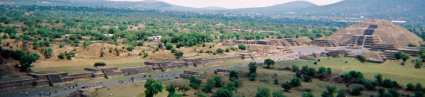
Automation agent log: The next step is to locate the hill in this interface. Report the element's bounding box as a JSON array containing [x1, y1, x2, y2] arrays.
[[302, 0, 425, 17], [228, 1, 317, 15], [326, 20, 423, 48]]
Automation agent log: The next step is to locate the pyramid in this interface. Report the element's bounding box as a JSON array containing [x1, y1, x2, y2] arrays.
[[326, 20, 423, 48]]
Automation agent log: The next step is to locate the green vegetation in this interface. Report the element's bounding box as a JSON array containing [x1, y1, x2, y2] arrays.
[[0, 48, 40, 71], [238, 44, 247, 50], [248, 62, 257, 81], [255, 87, 271, 97], [144, 79, 163, 97], [264, 58, 275, 68]]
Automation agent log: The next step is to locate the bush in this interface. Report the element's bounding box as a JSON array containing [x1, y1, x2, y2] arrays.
[[281, 82, 292, 92], [340, 71, 365, 83], [202, 79, 214, 93], [238, 44, 247, 50], [264, 58, 275, 68], [255, 87, 271, 97], [216, 48, 224, 54], [229, 70, 239, 81], [248, 62, 257, 81], [94, 62, 106, 67], [349, 84, 364, 96], [272, 90, 286, 97], [17, 52, 40, 71], [407, 83, 416, 91], [174, 51, 184, 59], [336, 90, 346, 97], [292, 65, 300, 72], [196, 92, 208, 97], [356, 55, 366, 63], [212, 76, 223, 88], [165, 43, 174, 50], [41, 47, 53, 58], [189, 77, 202, 89], [212, 88, 233, 97], [289, 78, 301, 87], [57, 51, 75, 60], [302, 92, 314, 97]]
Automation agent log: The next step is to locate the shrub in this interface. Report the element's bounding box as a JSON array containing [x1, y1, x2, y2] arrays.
[[212, 88, 233, 97], [216, 48, 224, 54], [264, 58, 275, 68], [349, 84, 364, 96], [94, 62, 106, 67], [41, 47, 53, 59], [229, 70, 239, 81], [174, 51, 184, 59], [407, 83, 416, 91], [189, 76, 202, 89], [255, 87, 271, 97], [302, 91, 314, 97], [272, 90, 286, 97], [336, 90, 346, 97], [238, 44, 247, 50]]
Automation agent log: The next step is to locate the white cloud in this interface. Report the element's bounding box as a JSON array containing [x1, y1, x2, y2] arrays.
[[108, 0, 342, 9]]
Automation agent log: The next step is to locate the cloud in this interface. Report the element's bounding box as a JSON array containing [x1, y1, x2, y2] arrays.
[[108, 0, 342, 9]]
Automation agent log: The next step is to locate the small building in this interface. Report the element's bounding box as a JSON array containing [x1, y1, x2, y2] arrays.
[[148, 36, 162, 42], [103, 34, 114, 38]]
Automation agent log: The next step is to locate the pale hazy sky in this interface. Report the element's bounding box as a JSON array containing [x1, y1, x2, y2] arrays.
[[109, 0, 343, 9]]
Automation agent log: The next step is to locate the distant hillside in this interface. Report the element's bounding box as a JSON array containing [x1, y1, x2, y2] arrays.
[[228, 1, 317, 15], [3, 0, 197, 11], [302, 0, 425, 17]]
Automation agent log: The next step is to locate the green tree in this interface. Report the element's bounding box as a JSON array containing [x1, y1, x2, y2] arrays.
[[248, 62, 257, 81], [415, 59, 423, 69], [189, 76, 202, 89], [212, 76, 223, 87], [272, 90, 286, 97], [18, 52, 40, 71], [144, 79, 164, 97], [349, 85, 363, 96], [202, 78, 215, 93], [165, 43, 174, 50], [167, 84, 177, 97], [302, 91, 314, 97], [336, 90, 346, 97], [174, 51, 184, 59], [212, 88, 233, 97], [238, 44, 247, 50], [216, 48, 224, 54], [229, 70, 240, 81], [256, 87, 271, 97], [395, 52, 410, 64], [264, 58, 275, 68], [321, 86, 337, 97], [196, 92, 208, 97], [41, 47, 53, 59]]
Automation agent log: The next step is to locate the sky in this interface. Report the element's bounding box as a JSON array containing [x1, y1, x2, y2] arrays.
[[109, 0, 343, 9]]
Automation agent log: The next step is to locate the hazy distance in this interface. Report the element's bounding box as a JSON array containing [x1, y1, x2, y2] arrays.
[[108, 0, 343, 9]]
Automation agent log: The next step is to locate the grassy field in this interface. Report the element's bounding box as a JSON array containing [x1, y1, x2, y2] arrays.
[[83, 56, 424, 97], [32, 56, 145, 74], [276, 57, 425, 85]]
